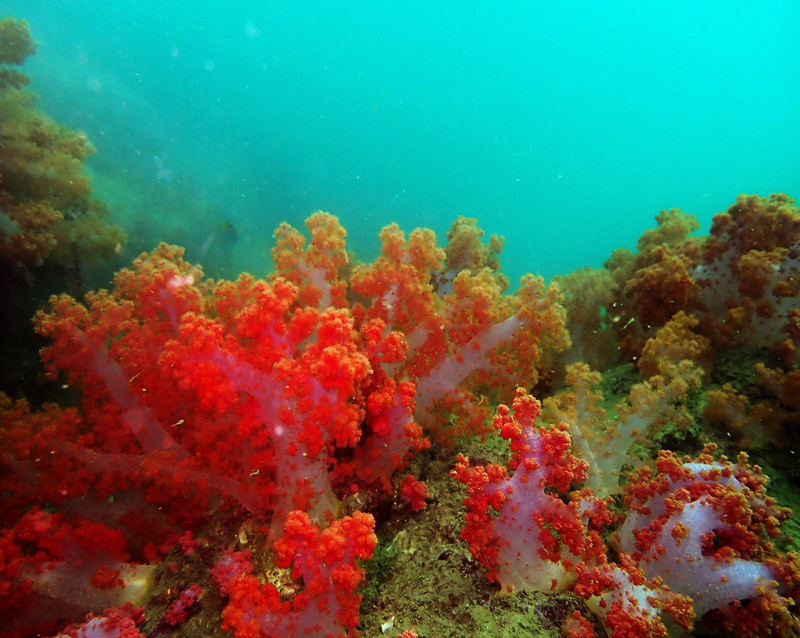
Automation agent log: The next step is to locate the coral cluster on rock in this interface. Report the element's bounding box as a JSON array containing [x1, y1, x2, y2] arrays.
[[2, 194, 799, 638]]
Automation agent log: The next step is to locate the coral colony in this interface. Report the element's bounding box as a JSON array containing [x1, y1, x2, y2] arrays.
[[2, 17, 800, 638]]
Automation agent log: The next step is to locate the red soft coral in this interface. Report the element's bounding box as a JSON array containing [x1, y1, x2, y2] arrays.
[[218, 511, 377, 638], [451, 388, 601, 593]]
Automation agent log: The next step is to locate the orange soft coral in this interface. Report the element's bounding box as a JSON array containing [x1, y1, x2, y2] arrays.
[[351, 220, 568, 444], [271, 211, 350, 309], [694, 194, 800, 362], [623, 245, 696, 329], [440, 215, 508, 292], [601, 208, 702, 361], [637, 311, 713, 381], [351, 222, 445, 339], [703, 363, 800, 450]]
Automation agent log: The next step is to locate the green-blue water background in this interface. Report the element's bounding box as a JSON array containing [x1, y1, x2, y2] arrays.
[[7, 0, 800, 283]]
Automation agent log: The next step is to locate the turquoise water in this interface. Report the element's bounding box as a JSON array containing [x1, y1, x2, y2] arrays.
[[8, 0, 800, 282]]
